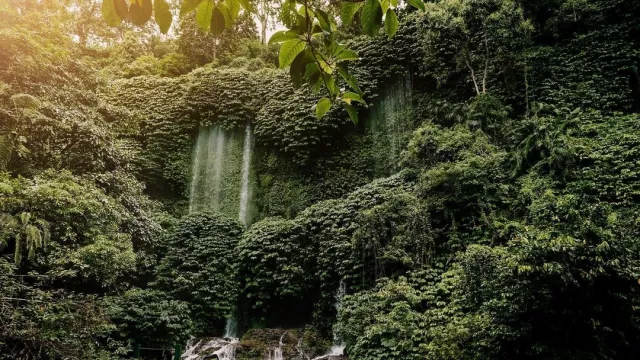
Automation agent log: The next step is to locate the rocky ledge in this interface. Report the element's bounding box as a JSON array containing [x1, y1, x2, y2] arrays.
[[182, 328, 347, 360]]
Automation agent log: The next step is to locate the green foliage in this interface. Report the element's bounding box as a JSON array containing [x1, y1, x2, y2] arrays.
[[0, 171, 138, 289], [5, 0, 640, 357], [153, 212, 243, 334], [238, 173, 419, 330], [158, 52, 195, 77], [0, 260, 117, 360], [123, 55, 161, 78], [237, 217, 312, 324], [336, 276, 431, 360], [415, 0, 532, 95], [105, 289, 194, 346], [0, 212, 50, 264]]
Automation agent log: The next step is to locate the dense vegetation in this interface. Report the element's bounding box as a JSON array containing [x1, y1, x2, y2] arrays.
[[2, 0, 640, 359]]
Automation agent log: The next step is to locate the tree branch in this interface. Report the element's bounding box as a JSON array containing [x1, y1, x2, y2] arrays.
[[303, 0, 333, 100], [464, 55, 481, 96]]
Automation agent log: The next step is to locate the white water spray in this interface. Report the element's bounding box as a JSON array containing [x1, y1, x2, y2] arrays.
[[189, 126, 227, 212], [224, 317, 238, 339], [209, 127, 226, 210], [268, 332, 286, 360], [189, 124, 255, 224], [182, 338, 238, 360], [188, 130, 208, 212], [182, 339, 202, 360], [311, 281, 347, 359], [238, 123, 253, 225], [214, 339, 239, 360]]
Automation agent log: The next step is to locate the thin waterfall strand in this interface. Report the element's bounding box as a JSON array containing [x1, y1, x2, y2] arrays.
[[208, 127, 226, 210], [368, 73, 413, 177], [224, 317, 238, 339], [189, 126, 227, 212], [238, 123, 253, 225], [269, 332, 286, 360], [311, 281, 347, 359], [189, 129, 210, 212]]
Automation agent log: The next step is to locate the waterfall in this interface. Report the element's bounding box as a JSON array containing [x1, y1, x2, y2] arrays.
[[188, 129, 208, 212], [224, 317, 238, 339], [269, 332, 286, 360], [188, 124, 254, 224], [182, 339, 202, 360], [214, 339, 239, 360], [367, 73, 413, 177], [238, 123, 253, 225], [189, 126, 227, 212], [209, 127, 226, 210], [330, 281, 346, 355], [311, 281, 347, 360], [185, 124, 256, 360], [182, 338, 238, 360]]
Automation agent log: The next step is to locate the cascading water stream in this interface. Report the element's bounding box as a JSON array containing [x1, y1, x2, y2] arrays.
[[189, 126, 227, 212], [224, 317, 238, 339], [310, 281, 347, 360], [189, 124, 254, 222], [185, 124, 255, 360], [367, 72, 413, 178], [188, 130, 208, 212], [238, 123, 253, 225], [269, 332, 286, 360], [214, 338, 239, 360], [208, 128, 226, 210]]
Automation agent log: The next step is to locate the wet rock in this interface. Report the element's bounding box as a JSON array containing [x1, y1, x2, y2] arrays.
[[184, 328, 342, 360]]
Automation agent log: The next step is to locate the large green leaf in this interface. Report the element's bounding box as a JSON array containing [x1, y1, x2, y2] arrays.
[[195, 0, 214, 31], [316, 9, 333, 32], [361, 0, 382, 36], [297, 5, 314, 19], [279, 39, 306, 68], [180, 0, 203, 15], [211, 5, 226, 36], [290, 50, 313, 88], [384, 9, 398, 39], [129, 0, 153, 26], [281, 0, 296, 27], [337, 64, 363, 95], [236, 0, 252, 12], [343, 103, 359, 124], [102, 0, 123, 27], [335, 48, 359, 61], [381, 0, 390, 15], [341, 2, 363, 26], [225, 0, 241, 22], [318, 59, 333, 74], [324, 74, 339, 97], [154, 0, 172, 34], [114, 0, 129, 20], [215, 2, 232, 30], [316, 97, 332, 119], [304, 62, 320, 81], [269, 30, 299, 45], [407, 0, 425, 11], [342, 92, 365, 105]]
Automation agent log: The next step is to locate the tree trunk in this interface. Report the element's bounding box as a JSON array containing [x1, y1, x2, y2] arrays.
[[465, 58, 481, 96], [260, 11, 268, 44]]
